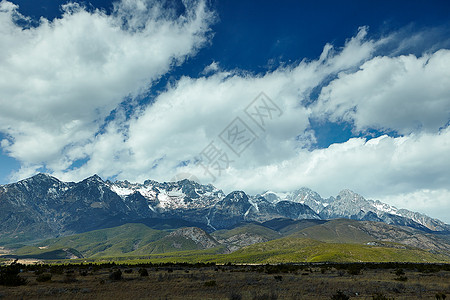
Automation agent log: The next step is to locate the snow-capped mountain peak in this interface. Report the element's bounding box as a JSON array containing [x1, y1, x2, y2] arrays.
[[0, 173, 447, 245], [106, 178, 225, 211]]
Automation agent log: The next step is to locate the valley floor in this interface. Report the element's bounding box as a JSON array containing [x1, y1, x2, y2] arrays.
[[0, 263, 449, 299]]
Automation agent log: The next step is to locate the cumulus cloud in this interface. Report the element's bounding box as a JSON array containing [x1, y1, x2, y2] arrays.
[[0, 0, 214, 175], [49, 26, 380, 184], [314, 49, 450, 134], [378, 189, 450, 224], [217, 128, 450, 195], [201, 61, 220, 74], [0, 6, 448, 223]]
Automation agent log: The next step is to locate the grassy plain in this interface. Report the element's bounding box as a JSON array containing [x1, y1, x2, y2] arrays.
[[0, 262, 449, 299]]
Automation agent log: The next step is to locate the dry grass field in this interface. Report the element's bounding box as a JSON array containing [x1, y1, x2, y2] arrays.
[[0, 263, 449, 299]]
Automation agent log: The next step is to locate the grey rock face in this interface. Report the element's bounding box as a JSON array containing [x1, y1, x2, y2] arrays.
[[216, 233, 270, 253], [319, 189, 449, 231], [208, 191, 252, 229], [167, 227, 219, 249]]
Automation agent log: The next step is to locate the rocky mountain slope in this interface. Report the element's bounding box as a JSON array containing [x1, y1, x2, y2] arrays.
[[295, 219, 450, 252], [262, 188, 448, 231]]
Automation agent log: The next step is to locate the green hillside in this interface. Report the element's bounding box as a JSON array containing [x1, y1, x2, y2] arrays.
[[12, 223, 226, 259], [131, 235, 221, 255], [294, 219, 375, 243], [8, 220, 450, 264], [71, 236, 450, 264], [262, 218, 327, 236], [14, 223, 168, 258], [212, 223, 281, 240], [222, 237, 450, 263]]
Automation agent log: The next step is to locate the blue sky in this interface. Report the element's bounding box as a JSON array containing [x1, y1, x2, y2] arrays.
[[0, 0, 449, 222]]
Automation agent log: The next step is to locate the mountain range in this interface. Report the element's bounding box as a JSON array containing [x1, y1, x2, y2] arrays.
[[1, 173, 448, 243], [0, 173, 449, 262]]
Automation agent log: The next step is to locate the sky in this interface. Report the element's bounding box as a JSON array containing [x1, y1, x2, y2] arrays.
[[0, 0, 449, 222]]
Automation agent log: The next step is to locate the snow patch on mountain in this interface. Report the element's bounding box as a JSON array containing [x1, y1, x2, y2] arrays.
[[372, 201, 399, 216]]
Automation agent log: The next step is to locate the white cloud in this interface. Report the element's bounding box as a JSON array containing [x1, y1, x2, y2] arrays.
[[51, 27, 380, 184], [314, 49, 450, 134], [1, 8, 448, 224], [201, 61, 220, 74], [223, 128, 450, 195], [378, 189, 450, 224], [196, 129, 449, 222], [0, 0, 214, 175]]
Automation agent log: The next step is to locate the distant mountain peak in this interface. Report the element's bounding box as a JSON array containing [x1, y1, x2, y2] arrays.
[[85, 174, 103, 182], [225, 191, 247, 201], [26, 173, 60, 182], [337, 189, 361, 197]]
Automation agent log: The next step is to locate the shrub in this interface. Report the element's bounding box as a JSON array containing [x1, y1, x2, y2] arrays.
[[63, 274, 78, 283], [273, 275, 283, 281], [138, 268, 149, 277], [50, 267, 64, 275], [0, 263, 27, 286], [34, 268, 45, 275], [36, 273, 52, 282], [204, 280, 217, 287], [372, 292, 394, 300], [394, 275, 407, 281], [395, 268, 405, 276], [331, 290, 350, 300], [436, 293, 447, 300], [109, 269, 122, 281], [253, 293, 278, 300], [124, 269, 133, 274], [348, 265, 362, 275], [229, 292, 242, 300]]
